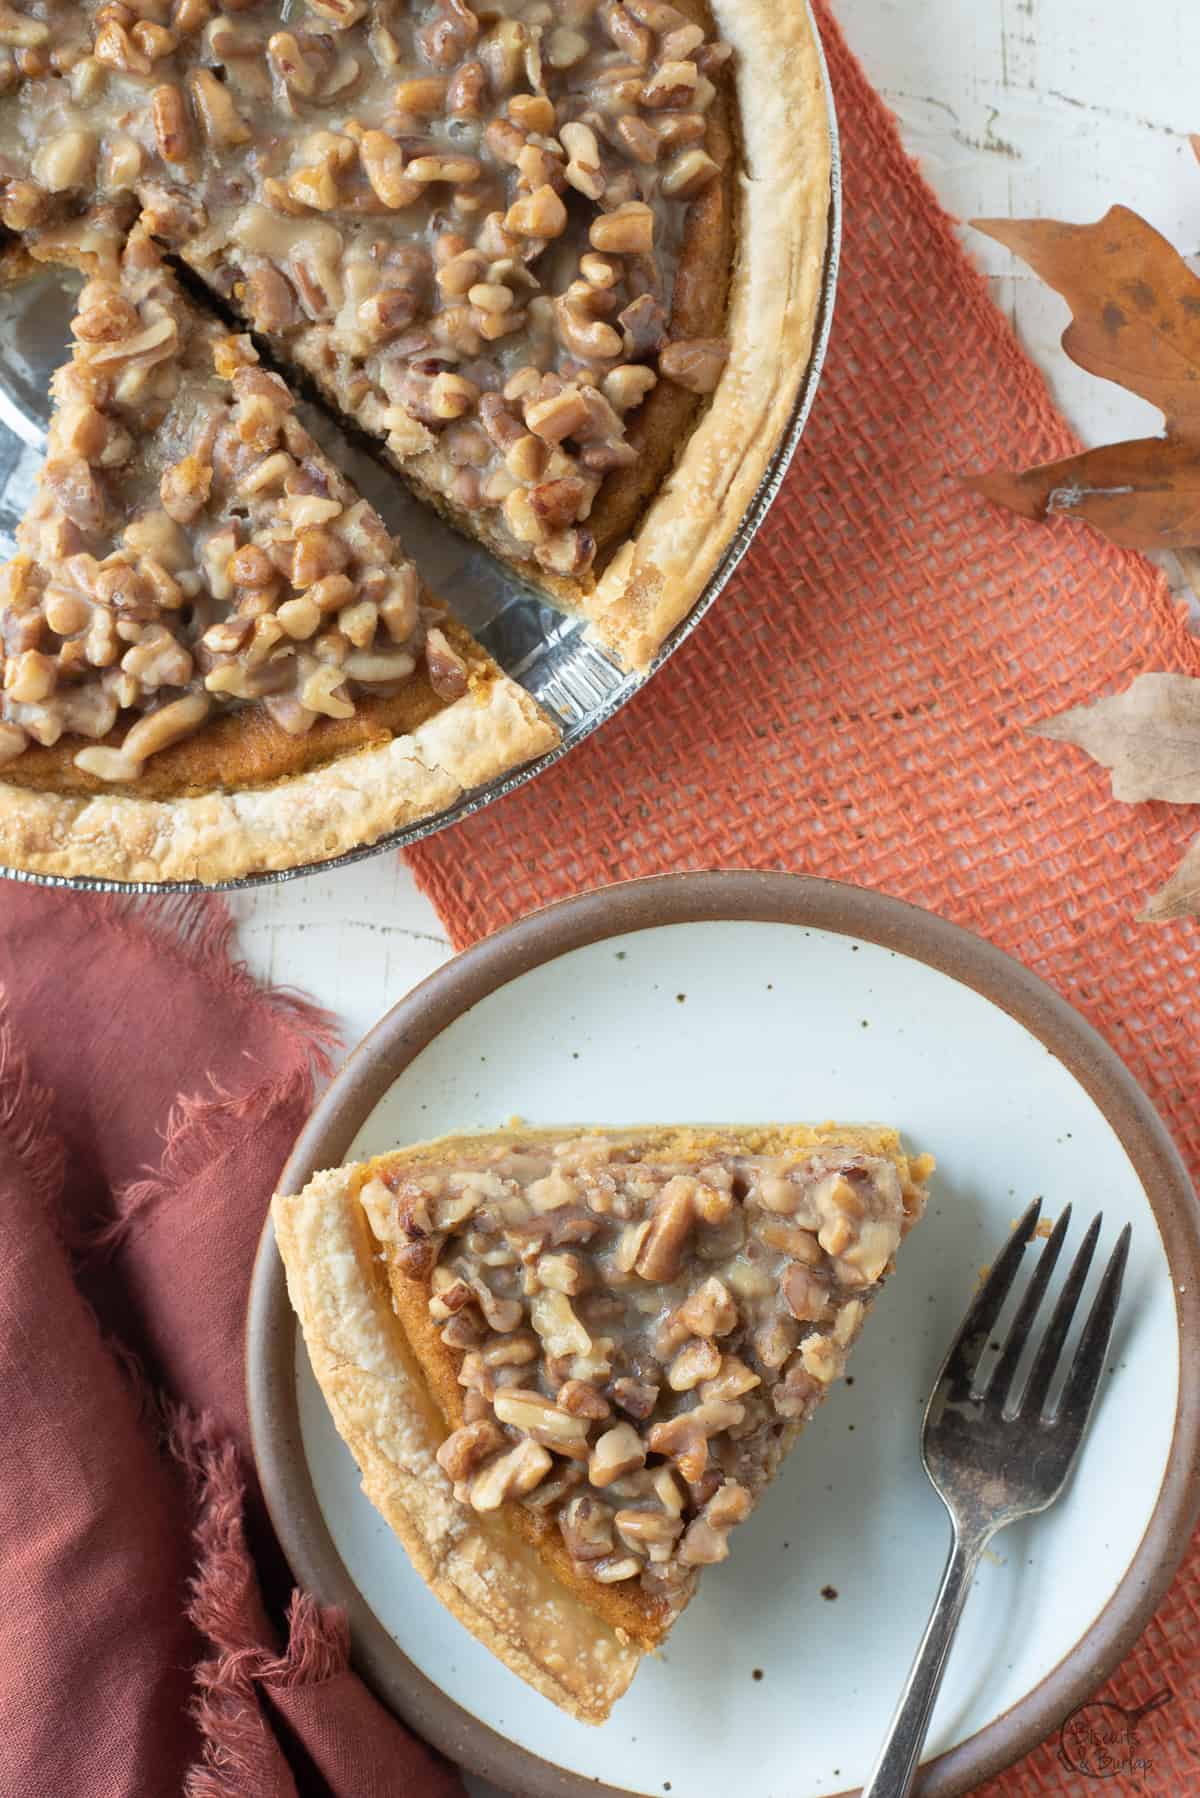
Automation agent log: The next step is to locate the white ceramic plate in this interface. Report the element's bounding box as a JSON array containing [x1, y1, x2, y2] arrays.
[[250, 875, 1200, 1798]]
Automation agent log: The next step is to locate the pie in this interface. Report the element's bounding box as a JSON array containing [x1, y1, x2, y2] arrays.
[[0, 1, 831, 882], [273, 1123, 933, 1720]]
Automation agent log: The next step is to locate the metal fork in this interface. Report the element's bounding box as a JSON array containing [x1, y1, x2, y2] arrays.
[[862, 1199, 1132, 1798]]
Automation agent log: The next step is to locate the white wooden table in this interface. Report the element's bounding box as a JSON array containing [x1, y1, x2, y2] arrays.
[[228, 4, 1199, 1788]]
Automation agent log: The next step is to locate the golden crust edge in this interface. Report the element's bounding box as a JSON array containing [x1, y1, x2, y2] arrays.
[[586, 0, 834, 668], [0, 671, 557, 885], [271, 1165, 642, 1727]]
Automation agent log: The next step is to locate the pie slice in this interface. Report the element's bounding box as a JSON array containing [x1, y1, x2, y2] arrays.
[[273, 1123, 934, 1721], [0, 225, 556, 881]]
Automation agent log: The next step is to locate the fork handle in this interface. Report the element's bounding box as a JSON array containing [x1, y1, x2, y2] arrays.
[[861, 1520, 993, 1798]]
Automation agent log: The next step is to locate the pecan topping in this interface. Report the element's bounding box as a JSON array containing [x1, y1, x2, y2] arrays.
[[0, 0, 739, 763], [659, 337, 730, 394], [0, 0, 735, 610], [0, 233, 452, 777], [373, 1132, 923, 1597]]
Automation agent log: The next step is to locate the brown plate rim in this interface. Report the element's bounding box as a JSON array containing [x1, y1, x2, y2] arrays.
[[246, 870, 1200, 1798]]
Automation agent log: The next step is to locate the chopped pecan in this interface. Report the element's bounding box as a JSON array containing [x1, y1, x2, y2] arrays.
[[468, 1439, 552, 1511], [557, 1379, 611, 1421], [425, 625, 469, 700], [659, 337, 729, 394], [588, 1422, 645, 1488], [560, 1493, 615, 1561], [618, 293, 668, 358], [436, 1418, 506, 1483], [634, 1177, 696, 1281], [528, 477, 588, 530], [609, 1375, 659, 1421], [42, 459, 107, 534]]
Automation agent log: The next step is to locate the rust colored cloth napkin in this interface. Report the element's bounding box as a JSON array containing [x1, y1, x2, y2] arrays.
[[408, 2, 1200, 1792], [0, 886, 463, 1798]]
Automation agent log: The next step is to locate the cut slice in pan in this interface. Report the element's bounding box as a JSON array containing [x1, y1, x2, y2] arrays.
[[273, 1122, 934, 1722], [0, 226, 557, 883]]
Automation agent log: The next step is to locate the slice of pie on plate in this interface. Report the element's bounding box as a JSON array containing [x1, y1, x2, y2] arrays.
[[273, 1123, 934, 1721], [0, 226, 556, 882]]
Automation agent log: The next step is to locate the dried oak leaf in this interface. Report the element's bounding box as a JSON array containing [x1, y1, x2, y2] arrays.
[[1035, 674, 1200, 918], [1035, 673, 1200, 802], [966, 206, 1200, 549]]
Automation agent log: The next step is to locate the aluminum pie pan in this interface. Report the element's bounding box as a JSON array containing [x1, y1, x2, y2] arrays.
[[0, 7, 841, 896]]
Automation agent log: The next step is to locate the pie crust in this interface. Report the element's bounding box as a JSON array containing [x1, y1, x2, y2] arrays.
[[273, 1123, 931, 1722], [0, 672, 555, 883]]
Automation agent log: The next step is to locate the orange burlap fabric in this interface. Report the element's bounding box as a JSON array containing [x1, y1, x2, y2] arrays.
[[410, 4, 1200, 1792]]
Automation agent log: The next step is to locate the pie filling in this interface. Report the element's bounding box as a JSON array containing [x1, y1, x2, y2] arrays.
[[0, 228, 478, 776], [0, 0, 735, 777], [363, 1132, 932, 1599]]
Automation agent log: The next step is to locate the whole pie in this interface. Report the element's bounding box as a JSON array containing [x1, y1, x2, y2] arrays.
[[0, 1, 831, 882], [273, 1123, 933, 1720]]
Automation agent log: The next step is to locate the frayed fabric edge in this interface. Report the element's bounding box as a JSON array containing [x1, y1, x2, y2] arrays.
[[173, 1410, 351, 1798], [0, 1015, 176, 1420], [94, 1058, 319, 1255], [98, 892, 341, 1078], [85, 893, 341, 1254]]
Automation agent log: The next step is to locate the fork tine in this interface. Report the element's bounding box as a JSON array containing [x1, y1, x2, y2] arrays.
[[985, 1204, 1072, 1413], [1019, 1212, 1102, 1417], [1050, 1224, 1132, 1430], [939, 1198, 1042, 1398]]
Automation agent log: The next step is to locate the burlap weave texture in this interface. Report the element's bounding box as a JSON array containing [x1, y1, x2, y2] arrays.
[[409, 4, 1200, 1791]]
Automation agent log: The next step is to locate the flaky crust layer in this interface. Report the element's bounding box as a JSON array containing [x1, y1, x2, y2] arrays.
[[272, 1163, 642, 1727], [0, 672, 556, 884], [587, 0, 833, 667]]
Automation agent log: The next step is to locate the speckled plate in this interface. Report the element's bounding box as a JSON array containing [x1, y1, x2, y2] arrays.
[[0, 5, 840, 896], [247, 872, 1200, 1798]]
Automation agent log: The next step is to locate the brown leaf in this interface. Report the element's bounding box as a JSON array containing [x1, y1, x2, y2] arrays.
[[982, 181, 1200, 919], [1034, 673, 1200, 803], [967, 437, 1200, 549], [1142, 833, 1200, 920], [973, 208, 1200, 436], [1036, 673, 1200, 922]]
